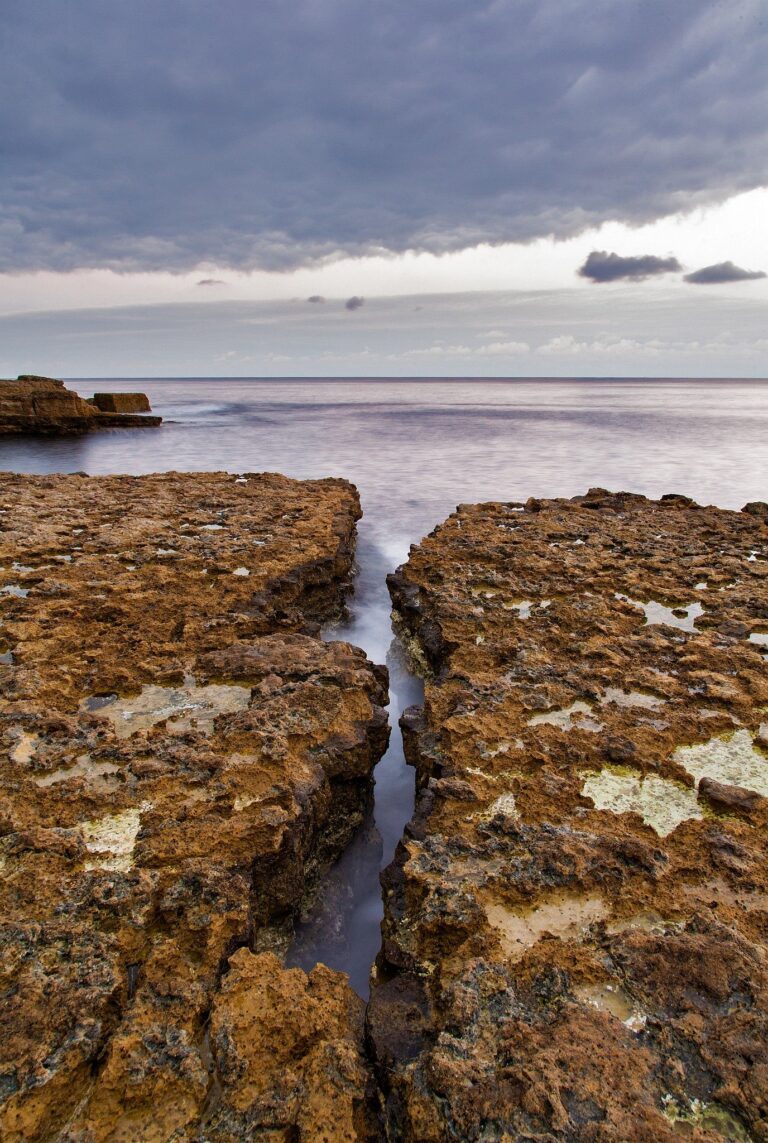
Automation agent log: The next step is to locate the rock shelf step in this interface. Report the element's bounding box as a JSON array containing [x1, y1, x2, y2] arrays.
[[0, 374, 161, 434]]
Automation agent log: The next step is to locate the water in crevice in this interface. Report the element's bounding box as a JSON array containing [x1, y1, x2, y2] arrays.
[[285, 524, 422, 998]]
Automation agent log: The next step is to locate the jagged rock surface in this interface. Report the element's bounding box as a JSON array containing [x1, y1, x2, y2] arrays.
[[375, 490, 768, 1142], [0, 471, 387, 1141], [0, 375, 160, 434]]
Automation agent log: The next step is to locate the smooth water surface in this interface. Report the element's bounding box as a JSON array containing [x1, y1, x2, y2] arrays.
[[3, 377, 767, 994]]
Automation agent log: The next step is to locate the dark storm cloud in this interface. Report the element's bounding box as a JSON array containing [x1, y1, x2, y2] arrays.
[[197, 278, 225, 286], [1, 0, 767, 272], [578, 251, 682, 283], [684, 260, 767, 284], [345, 296, 364, 311], [307, 295, 325, 303]]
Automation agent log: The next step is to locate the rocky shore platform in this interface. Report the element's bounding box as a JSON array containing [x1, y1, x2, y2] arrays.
[[0, 376, 161, 434], [0, 471, 388, 1141], [376, 490, 768, 1142]]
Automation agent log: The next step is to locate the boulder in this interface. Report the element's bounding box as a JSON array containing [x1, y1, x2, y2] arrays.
[[91, 392, 152, 413]]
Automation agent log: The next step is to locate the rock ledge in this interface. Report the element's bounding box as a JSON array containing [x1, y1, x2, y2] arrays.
[[0, 375, 161, 434]]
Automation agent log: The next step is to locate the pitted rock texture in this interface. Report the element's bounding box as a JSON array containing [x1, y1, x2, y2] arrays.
[[376, 490, 768, 1142], [0, 471, 387, 1141], [0, 375, 160, 434]]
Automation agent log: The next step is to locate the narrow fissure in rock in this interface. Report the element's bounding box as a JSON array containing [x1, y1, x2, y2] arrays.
[[286, 528, 422, 1000]]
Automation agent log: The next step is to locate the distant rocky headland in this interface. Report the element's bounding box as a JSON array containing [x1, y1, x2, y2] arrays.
[[0, 374, 161, 435], [1, 477, 767, 1140]]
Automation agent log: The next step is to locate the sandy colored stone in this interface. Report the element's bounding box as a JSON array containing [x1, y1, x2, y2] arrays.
[[375, 489, 768, 1142], [204, 948, 377, 1141], [0, 471, 387, 1141], [91, 393, 152, 414], [0, 375, 160, 434]]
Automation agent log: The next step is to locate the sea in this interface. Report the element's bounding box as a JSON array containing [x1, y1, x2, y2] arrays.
[[4, 376, 767, 994]]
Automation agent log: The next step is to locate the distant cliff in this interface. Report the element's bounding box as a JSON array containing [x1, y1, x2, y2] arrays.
[[0, 375, 161, 435]]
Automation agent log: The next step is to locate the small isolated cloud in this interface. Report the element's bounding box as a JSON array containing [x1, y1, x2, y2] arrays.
[[684, 260, 767, 284], [578, 250, 682, 283], [345, 296, 365, 311], [197, 278, 225, 286], [307, 294, 325, 303]]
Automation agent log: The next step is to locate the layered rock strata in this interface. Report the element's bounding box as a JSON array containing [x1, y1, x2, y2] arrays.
[[0, 376, 160, 434], [0, 471, 387, 1141], [374, 490, 768, 1142]]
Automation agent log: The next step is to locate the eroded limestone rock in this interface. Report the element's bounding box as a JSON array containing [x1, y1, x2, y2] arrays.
[[0, 471, 387, 1141], [0, 375, 160, 434], [375, 489, 768, 1141]]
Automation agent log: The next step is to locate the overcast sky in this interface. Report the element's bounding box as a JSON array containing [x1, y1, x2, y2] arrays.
[[2, 0, 767, 377]]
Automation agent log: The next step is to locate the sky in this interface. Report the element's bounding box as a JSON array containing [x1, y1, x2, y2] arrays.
[[1, 0, 767, 377]]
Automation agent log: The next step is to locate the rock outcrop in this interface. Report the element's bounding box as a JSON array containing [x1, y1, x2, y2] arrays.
[[90, 392, 152, 414], [0, 471, 387, 1141], [374, 490, 768, 1142], [0, 375, 160, 434]]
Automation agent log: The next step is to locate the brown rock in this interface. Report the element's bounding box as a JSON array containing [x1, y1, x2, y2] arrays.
[[91, 392, 153, 414], [699, 775, 765, 814], [204, 949, 377, 1141], [0, 375, 160, 434], [374, 491, 768, 1141], [0, 471, 388, 1141]]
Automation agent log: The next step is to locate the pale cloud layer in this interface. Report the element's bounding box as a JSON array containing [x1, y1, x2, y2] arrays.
[[2, 287, 766, 379], [2, 0, 767, 272]]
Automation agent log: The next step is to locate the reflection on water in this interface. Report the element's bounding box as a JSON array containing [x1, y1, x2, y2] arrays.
[[4, 376, 767, 994], [286, 532, 423, 997]]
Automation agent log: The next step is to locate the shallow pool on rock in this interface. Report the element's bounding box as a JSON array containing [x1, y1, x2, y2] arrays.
[[82, 681, 252, 738]]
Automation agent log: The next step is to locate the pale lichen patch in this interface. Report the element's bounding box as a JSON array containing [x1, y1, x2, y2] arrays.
[[661, 1095, 753, 1141], [529, 700, 603, 733], [600, 687, 664, 710], [82, 682, 251, 738], [674, 729, 768, 797], [233, 794, 260, 812], [10, 731, 38, 765], [477, 793, 519, 822], [35, 755, 119, 788], [581, 767, 703, 836], [81, 803, 151, 871], [486, 892, 608, 961], [574, 982, 647, 1031]]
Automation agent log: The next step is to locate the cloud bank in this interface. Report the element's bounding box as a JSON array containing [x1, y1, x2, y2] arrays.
[[578, 251, 682, 282], [1, 0, 767, 273], [684, 260, 767, 284], [3, 288, 766, 379]]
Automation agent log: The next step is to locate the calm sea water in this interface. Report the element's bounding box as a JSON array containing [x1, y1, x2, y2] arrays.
[[4, 377, 767, 993]]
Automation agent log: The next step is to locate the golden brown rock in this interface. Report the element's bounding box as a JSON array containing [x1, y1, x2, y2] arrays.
[[205, 949, 377, 1141], [0, 471, 387, 1141], [90, 393, 152, 414], [0, 375, 160, 434], [375, 490, 768, 1142]]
